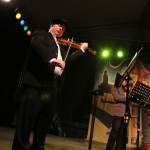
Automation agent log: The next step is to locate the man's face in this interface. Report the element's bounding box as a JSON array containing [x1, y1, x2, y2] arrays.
[[50, 23, 66, 38]]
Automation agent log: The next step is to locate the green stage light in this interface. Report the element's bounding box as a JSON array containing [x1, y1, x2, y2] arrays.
[[117, 51, 123, 57], [102, 50, 109, 58]]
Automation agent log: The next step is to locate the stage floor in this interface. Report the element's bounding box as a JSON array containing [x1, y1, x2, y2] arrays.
[[0, 126, 136, 150]]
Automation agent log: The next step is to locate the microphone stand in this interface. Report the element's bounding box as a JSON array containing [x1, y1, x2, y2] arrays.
[[123, 71, 132, 150], [88, 90, 102, 150]]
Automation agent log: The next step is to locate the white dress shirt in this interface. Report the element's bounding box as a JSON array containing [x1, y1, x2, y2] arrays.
[[50, 32, 63, 76]]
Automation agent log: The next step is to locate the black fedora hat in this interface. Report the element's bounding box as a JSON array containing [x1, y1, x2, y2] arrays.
[[50, 18, 69, 33]]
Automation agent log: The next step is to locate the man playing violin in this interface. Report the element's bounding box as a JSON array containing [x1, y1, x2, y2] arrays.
[[12, 18, 89, 150]]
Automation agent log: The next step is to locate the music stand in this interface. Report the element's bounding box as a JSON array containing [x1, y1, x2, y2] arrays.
[[129, 81, 150, 149], [115, 47, 143, 150]]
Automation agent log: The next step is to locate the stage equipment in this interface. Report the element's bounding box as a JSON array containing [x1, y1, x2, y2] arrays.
[[129, 81, 150, 149], [129, 81, 150, 108], [88, 89, 103, 150]]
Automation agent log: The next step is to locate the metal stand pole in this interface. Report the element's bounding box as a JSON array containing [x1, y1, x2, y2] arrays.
[[136, 104, 141, 149], [123, 72, 131, 150], [88, 93, 98, 150]]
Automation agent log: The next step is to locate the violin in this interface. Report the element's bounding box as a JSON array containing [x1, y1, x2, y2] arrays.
[[57, 38, 97, 55]]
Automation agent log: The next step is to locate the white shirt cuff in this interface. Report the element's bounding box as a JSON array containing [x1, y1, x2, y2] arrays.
[[49, 58, 56, 63]]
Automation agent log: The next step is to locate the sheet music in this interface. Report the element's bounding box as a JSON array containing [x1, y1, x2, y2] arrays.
[[129, 81, 150, 108]]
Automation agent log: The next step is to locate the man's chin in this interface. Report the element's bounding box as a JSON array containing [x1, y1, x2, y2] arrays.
[[56, 33, 62, 38]]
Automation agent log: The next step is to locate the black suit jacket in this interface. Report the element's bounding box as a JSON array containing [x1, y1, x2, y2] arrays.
[[23, 29, 85, 87]]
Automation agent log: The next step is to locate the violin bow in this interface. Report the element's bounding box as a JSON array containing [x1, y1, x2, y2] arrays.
[[64, 37, 74, 62]]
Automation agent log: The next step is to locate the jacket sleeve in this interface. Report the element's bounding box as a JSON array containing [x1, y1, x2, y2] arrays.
[[31, 29, 57, 63], [111, 86, 126, 102]]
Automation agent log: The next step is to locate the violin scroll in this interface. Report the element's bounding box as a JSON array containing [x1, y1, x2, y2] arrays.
[[88, 48, 97, 55]]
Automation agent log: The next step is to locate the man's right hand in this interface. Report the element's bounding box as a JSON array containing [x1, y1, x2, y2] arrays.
[[50, 59, 65, 70]]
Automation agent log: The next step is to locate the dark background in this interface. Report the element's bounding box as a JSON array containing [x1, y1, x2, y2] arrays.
[[0, 4, 30, 126]]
